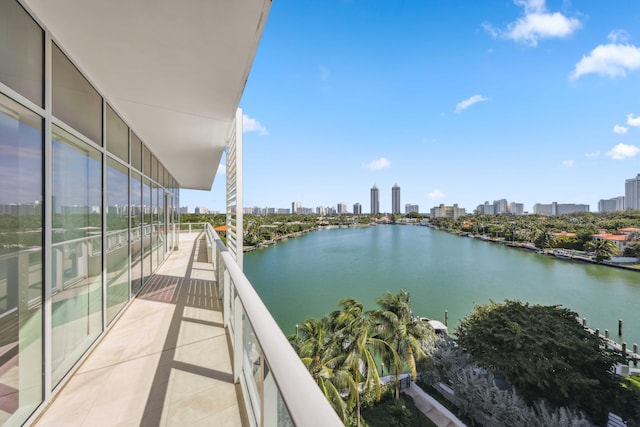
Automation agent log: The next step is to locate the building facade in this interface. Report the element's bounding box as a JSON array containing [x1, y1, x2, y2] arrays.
[[370, 185, 380, 214], [353, 202, 362, 214], [405, 204, 419, 214], [625, 174, 640, 210], [0, 1, 270, 425], [599, 197, 625, 213], [430, 204, 466, 220], [392, 183, 401, 214], [533, 202, 589, 215]]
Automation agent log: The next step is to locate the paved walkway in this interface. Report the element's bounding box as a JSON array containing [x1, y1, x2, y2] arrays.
[[403, 383, 466, 427], [34, 233, 244, 427]]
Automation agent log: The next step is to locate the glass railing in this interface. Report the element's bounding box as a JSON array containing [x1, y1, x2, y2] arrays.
[[203, 223, 343, 427]]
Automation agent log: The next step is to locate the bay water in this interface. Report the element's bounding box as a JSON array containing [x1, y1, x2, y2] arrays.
[[244, 225, 640, 346]]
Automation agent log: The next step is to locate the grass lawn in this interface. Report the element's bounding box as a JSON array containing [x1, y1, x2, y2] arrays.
[[362, 394, 437, 427]]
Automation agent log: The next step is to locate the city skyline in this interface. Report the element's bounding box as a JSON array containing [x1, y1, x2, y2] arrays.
[[180, 0, 640, 214]]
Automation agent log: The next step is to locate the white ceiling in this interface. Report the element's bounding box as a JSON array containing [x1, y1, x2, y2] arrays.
[[24, 0, 271, 190]]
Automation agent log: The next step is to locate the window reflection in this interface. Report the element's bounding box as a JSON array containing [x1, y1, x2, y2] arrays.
[[106, 158, 129, 323], [0, 93, 43, 424], [131, 172, 143, 294], [51, 125, 102, 385]]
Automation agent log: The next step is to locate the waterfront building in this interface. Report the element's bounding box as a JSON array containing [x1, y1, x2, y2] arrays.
[[625, 174, 640, 210], [337, 202, 348, 214], [494, 199, 508, 214], [277, 208, 290, 214], [533, 202, 589, 215], [431, 203, 466, 220], [0, 1, 340, 426], [371, 185, 380, 214], [392, 183, 401, 214], [508, 202, 524, 215], [599, 197, 625, 213], [353, 202, 362, 214], [291, 201, 301, 214], [405, 203, 419, 214]]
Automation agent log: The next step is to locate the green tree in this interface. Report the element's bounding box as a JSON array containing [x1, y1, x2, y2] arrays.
[[456, 300, 640, 425], [331, 298, 393, 427], [373, 290, 431, 400], [293, 317, 355, 423], [584, 238, 618, 262]]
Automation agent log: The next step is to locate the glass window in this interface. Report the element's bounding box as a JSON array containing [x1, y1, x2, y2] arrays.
[[106, 158, 129, 323], [0, 0, 43, 106], [142, 178, 152, 285], [106, 105, 128, 162], [52, 44, 102, 145], [152, 155, 158, 183], [130, 172, 143, 294], [51, 125, 102, 385], [0, 92, 43, 425], [131, 132, 142, 172], [142, 145, 151, 178]]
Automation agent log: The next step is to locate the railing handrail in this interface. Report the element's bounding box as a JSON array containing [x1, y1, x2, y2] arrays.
[[205, 223, 343, 427]]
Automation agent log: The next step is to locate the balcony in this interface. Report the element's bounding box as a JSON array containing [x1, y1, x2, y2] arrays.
[[34, 225, 341, 426]]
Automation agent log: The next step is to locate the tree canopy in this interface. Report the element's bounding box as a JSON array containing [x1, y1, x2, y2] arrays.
[[455, 300, 640, 425]]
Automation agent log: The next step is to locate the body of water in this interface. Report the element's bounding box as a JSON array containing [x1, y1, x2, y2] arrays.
[[244, 225, 640, 346]]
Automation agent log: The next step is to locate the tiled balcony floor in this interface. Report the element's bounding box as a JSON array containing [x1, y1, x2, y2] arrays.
[[35, 233, 245, 427]]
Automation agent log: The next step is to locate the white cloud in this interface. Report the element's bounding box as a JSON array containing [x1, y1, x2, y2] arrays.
[[366, 157, 391, 171], [608, 29, 630, 44], [606, 143, 640, 160], [455, 95, 488, 113], [562, 160, 574, 168], [627, 114, 640, 127], [571, 44, 640, 80], [426, 189, 445, 200], [514, 0, 545, 14], [242, 114, 268, 135], [485, 0, 581, 47], [584, 151, 600, 158], [217, 164, 226, 175], [613, 125, 628, 134]]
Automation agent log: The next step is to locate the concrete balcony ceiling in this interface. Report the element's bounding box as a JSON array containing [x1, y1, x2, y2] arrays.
[[24, 0, 271, 190]]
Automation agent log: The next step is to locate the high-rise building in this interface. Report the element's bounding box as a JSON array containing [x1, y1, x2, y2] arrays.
[[533, 202, 589, 215], [371, 185, 380, 214], [494, 199, 508, 214], [337, 203, 348, 214], [353, 202, 362, 214], [430, 204, 466, 220], [625, 174, 640, 210], [508, 202, 524, 215], [599, 197, 624, 212], [392, 183, 401, 214], [405, 204, 419, 214], [291, 201, 301, 214]]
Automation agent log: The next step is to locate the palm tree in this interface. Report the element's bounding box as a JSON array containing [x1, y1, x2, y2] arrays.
[[331, 298, 395, 427], [293, 317, 355, 423], [373, 290, 432, 400], [585, 238, 618, 262]]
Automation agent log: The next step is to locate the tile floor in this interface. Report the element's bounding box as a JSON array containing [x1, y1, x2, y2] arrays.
[[34, 233, 244, 427]]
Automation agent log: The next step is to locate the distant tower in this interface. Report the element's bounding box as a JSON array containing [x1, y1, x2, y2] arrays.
[[370, 185, 380, 214], [392, 183, 401, 214], [353, 202, 362, 215], [625, 173, 640, 210]]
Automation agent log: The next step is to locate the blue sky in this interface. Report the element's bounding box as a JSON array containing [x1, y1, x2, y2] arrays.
[[181, 0, 640, 214]]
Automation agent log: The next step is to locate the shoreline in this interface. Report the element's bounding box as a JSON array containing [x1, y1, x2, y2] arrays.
[[422, 223, 640, 272]]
